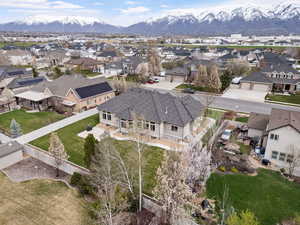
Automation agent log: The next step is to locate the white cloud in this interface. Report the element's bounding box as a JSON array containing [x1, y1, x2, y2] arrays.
[[160, 4, 169, 8], [0, 0, 82, 9], [125, 1, 138, 5], [120, 6, 150, 14]]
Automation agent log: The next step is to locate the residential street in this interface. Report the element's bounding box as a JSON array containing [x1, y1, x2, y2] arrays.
[[15, 108, 98, 144], [195, 94, 300, 114]]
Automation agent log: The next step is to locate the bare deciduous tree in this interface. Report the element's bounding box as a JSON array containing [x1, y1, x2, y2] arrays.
[[89, 137, 130, 225], [148, 48, 161, 76], [208, 64, 221, 91], [286, 145, 300, 177], [48, 132, 68, 177], [153, 151, 194, 225]]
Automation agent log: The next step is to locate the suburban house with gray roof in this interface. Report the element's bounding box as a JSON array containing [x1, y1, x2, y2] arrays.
[[97, 88, 205, 142], [240, 53, 300, 93], [248, 108, 300, 175], [15, 75, 114, 113]]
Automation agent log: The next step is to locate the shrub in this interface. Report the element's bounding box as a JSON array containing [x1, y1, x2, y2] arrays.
[[218, 166, 226, 172], [231, 167, 239, 173], [280, 168, 286, 174], [70, 172, 82, 186]]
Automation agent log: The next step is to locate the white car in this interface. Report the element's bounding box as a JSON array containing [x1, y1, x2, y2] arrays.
[[231, 77, 243, 84], [221, 129, 232, 141]]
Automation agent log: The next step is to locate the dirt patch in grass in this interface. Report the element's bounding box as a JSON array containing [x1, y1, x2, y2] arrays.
[[0, 173, 89, 225]]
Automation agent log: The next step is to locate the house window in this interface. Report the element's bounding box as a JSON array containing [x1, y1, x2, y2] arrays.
[[150, 122, 155, 131], [270, 133, 279, 140], [287, 154, 294, 163], [103, 112, 112, 121], [279, 153, 286, 161], [271, 151, 278, 159], [144, 121, 150, 130], [171, 125, 178, 132], [121, 120, 127, 128]]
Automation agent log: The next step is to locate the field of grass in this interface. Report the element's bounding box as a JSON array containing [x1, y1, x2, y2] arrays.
[[206, 169, 300, 225], [0, 110, 66, 135], [0, 173, 89, 225], [0, 41, 44, 48], [30, 115, 164, 194], [266, 94, 300, 105], [30, 115, 99, 167], [176, 83, 218, 93]]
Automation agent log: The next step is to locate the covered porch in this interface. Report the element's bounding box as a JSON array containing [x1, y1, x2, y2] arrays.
[[15, 91, 52, 111], [272, 82, 297, 93]]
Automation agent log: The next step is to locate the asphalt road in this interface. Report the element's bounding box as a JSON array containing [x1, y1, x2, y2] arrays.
[[195, 94, 300, 115]]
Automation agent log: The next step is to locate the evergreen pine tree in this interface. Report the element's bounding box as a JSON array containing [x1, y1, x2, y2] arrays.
[[10, 119, 22, 138]]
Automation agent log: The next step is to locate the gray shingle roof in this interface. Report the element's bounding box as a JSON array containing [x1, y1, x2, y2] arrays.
[[97, 88, 204, 127], [248, 113, 269, 131], [267, 109, 300, 133], [241, 72, 272, 84]]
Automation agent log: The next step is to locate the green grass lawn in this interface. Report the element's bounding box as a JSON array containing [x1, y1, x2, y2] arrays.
[[0, 41, 44, 48], [30, 115, 164, 195], [108, 139, 164, 195], [0, 110, 66, 135], [78, 70, 101, 77], [206, 169, 300, 225], [266, 94, 300, 105], [235, 116, 249, 123], [176, 83, 218, 93], [207, 109, 224, 120], [30, 115, 99, 167]]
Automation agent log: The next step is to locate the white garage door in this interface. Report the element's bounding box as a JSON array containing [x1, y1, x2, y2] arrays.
[[253, 84, 269, 92], [241, 83, 250, 89]]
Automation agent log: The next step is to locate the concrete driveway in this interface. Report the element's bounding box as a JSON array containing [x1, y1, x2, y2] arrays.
[[222, 87, 267, 103], [142, 77, 182, 91]]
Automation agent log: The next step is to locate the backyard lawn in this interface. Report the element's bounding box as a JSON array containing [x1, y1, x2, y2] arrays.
[[0, 110, 66, 135], [30, 115, 164, 194], [0, 173, 89, 225], [206, 169, 300, 225], [30, 115, 99, 167], [266, 94, 300, 105]]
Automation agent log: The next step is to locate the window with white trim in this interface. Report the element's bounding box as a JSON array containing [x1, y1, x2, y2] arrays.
[[150, 122, 155, 131], [287, 154, 294, 163], [121, 120, 127, 128], [171, 125, 178, 132], [102, 111, 112, 121], [271, 151, 278, 159], [279, 153, 286, 161]]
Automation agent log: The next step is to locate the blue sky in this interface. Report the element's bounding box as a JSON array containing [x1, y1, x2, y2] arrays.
[[0, 0, 287, 26]]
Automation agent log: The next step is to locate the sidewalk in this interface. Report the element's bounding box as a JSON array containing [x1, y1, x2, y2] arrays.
[[16, 108, 98, 144]]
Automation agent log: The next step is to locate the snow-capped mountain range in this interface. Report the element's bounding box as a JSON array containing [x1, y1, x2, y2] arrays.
[[0, 2, 300, 35]]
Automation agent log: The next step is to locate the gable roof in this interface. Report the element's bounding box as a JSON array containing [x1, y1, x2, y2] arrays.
[[7, 77, 45, 89], [32, 75, 106, 97], [74, 82, 113, 99], [240, 72, 272, 84], [97, 88, 205, 127], [248, 112, 270, 131], [267, 109, 300, 133]]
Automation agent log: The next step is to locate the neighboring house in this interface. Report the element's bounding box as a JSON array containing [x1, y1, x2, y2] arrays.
[[248, 108, 300, 175], [97, 88, 205, 142], [65, 57, 103, 73], [96, 51, 120, 62], [247, 112, 270, 138], [165, 66, 189, 83], [15, 75, 114, 112], [0, 67, 33, 91], [240, 53, 300, 93], [0, 141, 23, 170]]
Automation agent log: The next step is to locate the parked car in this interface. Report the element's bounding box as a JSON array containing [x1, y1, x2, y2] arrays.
[[231, 76, 243, 84], [221, 129, 232, 141], [147, 79, 155, 84], [182, 88, 195, 94], [152, 78, 160, 83]]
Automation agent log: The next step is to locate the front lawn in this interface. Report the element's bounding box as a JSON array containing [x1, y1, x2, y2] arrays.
[[206, 169, 300, 225], [78, 70, 101, 77], [0, 110, 66, 135], [30, 115, 99, 167], [30, 115, 164, 195], [207, 109, 224, 120], [176, 83, 218, 93], [235, 116, 249, 123], [266, 94, 300, 105], [0, 173, 89, 225]]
